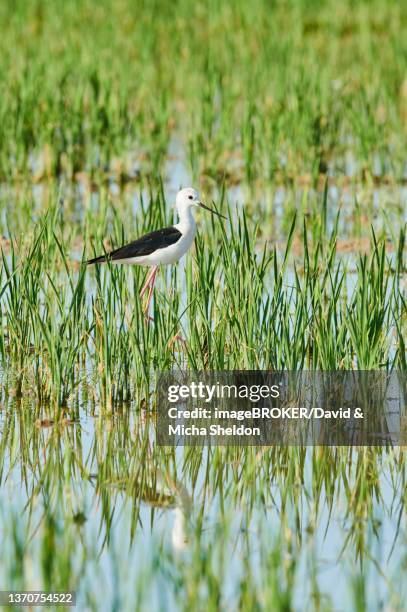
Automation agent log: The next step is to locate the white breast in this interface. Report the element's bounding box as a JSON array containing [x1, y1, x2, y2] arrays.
[[142, 229, 196, 265]]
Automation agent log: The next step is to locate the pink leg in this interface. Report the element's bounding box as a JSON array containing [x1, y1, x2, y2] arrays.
[[143, 266, 158, 314], [140, 266, 158, 299], [168, 332, 188, 348]]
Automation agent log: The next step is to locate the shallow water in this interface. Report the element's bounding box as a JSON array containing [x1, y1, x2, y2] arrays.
[[0, 141, 406, 609], [1, 142, 406, 243], [0, 395, 406, 610]]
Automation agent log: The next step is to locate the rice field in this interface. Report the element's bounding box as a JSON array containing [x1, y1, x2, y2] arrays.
[[0, 0, 406, 610]]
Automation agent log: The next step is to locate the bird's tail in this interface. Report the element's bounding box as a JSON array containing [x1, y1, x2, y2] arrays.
[[86, 254, 108, 265]]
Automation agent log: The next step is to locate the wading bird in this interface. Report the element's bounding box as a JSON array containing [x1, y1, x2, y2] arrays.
[[87, 188, 226, 314]]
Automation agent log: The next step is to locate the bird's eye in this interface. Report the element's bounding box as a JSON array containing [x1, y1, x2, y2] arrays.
[[188, 195, 193, 200]]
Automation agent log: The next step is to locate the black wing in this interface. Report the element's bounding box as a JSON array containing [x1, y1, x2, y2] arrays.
[[87, 226, 182, 265]]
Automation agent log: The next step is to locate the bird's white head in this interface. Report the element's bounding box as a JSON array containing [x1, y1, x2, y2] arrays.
[[175, 187, 226, 220], [175, 187, 200, 213]]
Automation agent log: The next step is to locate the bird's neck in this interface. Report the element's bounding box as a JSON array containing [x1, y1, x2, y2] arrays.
[[175, 207, 196, 236]]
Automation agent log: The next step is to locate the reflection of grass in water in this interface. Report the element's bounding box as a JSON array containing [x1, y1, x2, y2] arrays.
[[0, 402, 406, 608], [0, 0, 406, 607]]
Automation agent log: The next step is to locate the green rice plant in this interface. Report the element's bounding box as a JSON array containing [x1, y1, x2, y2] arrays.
[[0, 2, 406, 608]]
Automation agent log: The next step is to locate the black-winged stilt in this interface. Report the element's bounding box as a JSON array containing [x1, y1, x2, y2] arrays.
[[87, 188, 226, 313]]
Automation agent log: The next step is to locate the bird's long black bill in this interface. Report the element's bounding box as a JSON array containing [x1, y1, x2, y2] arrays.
[[199, 202, 227, 220]]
